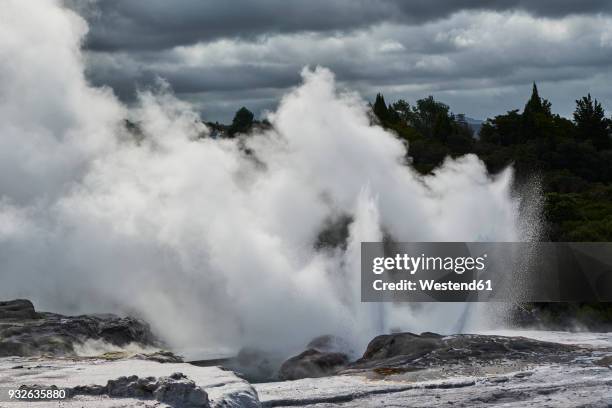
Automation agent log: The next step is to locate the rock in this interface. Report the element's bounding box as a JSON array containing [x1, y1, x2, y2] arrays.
[[1, 358, 260, 407], [278, 332, 578, 381], [0, 299, 159, 357], [594, 355, 612, 367], [350, 332, 581, 371], [71, 372, 210, 407], [225, 347, 279, 382], [255, 332, 612, 407], [360, 332, 441, 362], [135, 350, 184, 363], [226, 336, 355, 383], [419, 331, 444, 338], [154, 373, 209, 408], [96, 350, 182, 362], [0, 299, 38, 319], [98, 316, 154, 346], [279, 349, 349, 380]]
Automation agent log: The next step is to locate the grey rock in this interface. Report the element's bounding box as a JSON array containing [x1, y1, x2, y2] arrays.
[[226, 347, 279, 382], [359, 332, 440, 362], [71, 372, 209, 407], [349, 332, 582, 372], [135, 350, 184, 363], [0, 299, 38, 319], [279, 349, 349, 380], [154, 372, 209, 407], [0, 299, 159, 357]]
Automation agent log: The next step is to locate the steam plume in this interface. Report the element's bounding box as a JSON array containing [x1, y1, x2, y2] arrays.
[[0, 0, 538, 354]]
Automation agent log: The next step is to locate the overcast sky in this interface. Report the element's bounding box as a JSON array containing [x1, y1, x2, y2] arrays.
[[72, 0, 612, 123]]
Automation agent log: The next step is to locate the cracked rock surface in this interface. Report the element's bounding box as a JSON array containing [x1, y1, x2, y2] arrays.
[[1, 332, 611, 407], [345, 332, 583, 374], [256, 331, 612, 407]]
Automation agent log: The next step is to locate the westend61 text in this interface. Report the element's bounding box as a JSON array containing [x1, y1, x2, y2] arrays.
[[372, 279, 493, 292]]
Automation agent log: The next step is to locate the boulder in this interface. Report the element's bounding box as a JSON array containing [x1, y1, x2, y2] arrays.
[[72, 372, 209, 407], [361, 332, 441, 362], [226, 347, 279, 382], [135, 350, 184, 364], [0, 299, 38, 319], [350, 332, 580, 371], [278, 349, 349, 380], [0, 299, 159, 357]]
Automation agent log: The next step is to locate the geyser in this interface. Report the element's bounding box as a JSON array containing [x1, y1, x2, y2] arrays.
[[0, 0, 539, 356]]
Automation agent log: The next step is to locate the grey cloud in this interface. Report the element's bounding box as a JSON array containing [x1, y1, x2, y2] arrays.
[[78, 0, 612, 52], [77, 1, 612, 122], [80, 0, 395, 51], [87, 57, 300, 96]]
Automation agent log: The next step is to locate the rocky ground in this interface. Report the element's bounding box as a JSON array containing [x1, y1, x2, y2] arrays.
[[0, 358, 259, 407], [256, 331, 612, 407], [0, 299, 158, 357], [1, 299, 611, 407]]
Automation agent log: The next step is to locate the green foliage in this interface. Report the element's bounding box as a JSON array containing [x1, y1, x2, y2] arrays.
[[409, 96, 453, 141], [523, 83, 552, 118], [391, 99, 410, 122], [370, 85, 612, 327], [371, 86, 612, 243], [529, 302, 612, 330], [374, 93, 475, 173], [545, 186, 612, 241], [574, 94, 610, 149], [372, 93, 390, 123]]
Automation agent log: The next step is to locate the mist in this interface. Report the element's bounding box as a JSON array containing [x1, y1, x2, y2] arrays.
[[0, 1, 539, 356]]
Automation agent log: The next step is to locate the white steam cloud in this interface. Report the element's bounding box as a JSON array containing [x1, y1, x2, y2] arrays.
[[0, 1, 538, 355]]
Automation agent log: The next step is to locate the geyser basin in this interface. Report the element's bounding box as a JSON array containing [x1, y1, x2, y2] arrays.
[[0, 1, 541, 356], [2, 1, 612, 407]]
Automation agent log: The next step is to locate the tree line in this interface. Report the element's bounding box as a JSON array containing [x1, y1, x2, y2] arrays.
[[371, 86, 612, 328], [215, 84, 611, 242], [371, 85, 612, 242]]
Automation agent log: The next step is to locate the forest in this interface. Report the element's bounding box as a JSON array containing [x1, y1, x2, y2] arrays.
[[369, 86, 612, 327], [373, 85, 612, 242]]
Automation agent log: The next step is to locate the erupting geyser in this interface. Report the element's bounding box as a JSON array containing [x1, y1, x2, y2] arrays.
[[0, 0, 539, 357]]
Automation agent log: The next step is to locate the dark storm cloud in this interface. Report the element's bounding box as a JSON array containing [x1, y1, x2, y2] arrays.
[[74, 0, 612, 122], [81, 0, 394, 51], [80, 0, 612, 52], [87, 55, 300, 99]]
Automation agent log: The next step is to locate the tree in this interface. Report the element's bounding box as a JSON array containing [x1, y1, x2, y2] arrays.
[[447, 113, 474, 154], [523, 83, 552, 117], [228, 107, 254, 136], [391, 99, 411, 123], [372, 93, 390, 123], [480, 109, 523, 146], [522, 82, 553, 141], [573, 94, 610, 150], [410, 96, 453, 141]]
